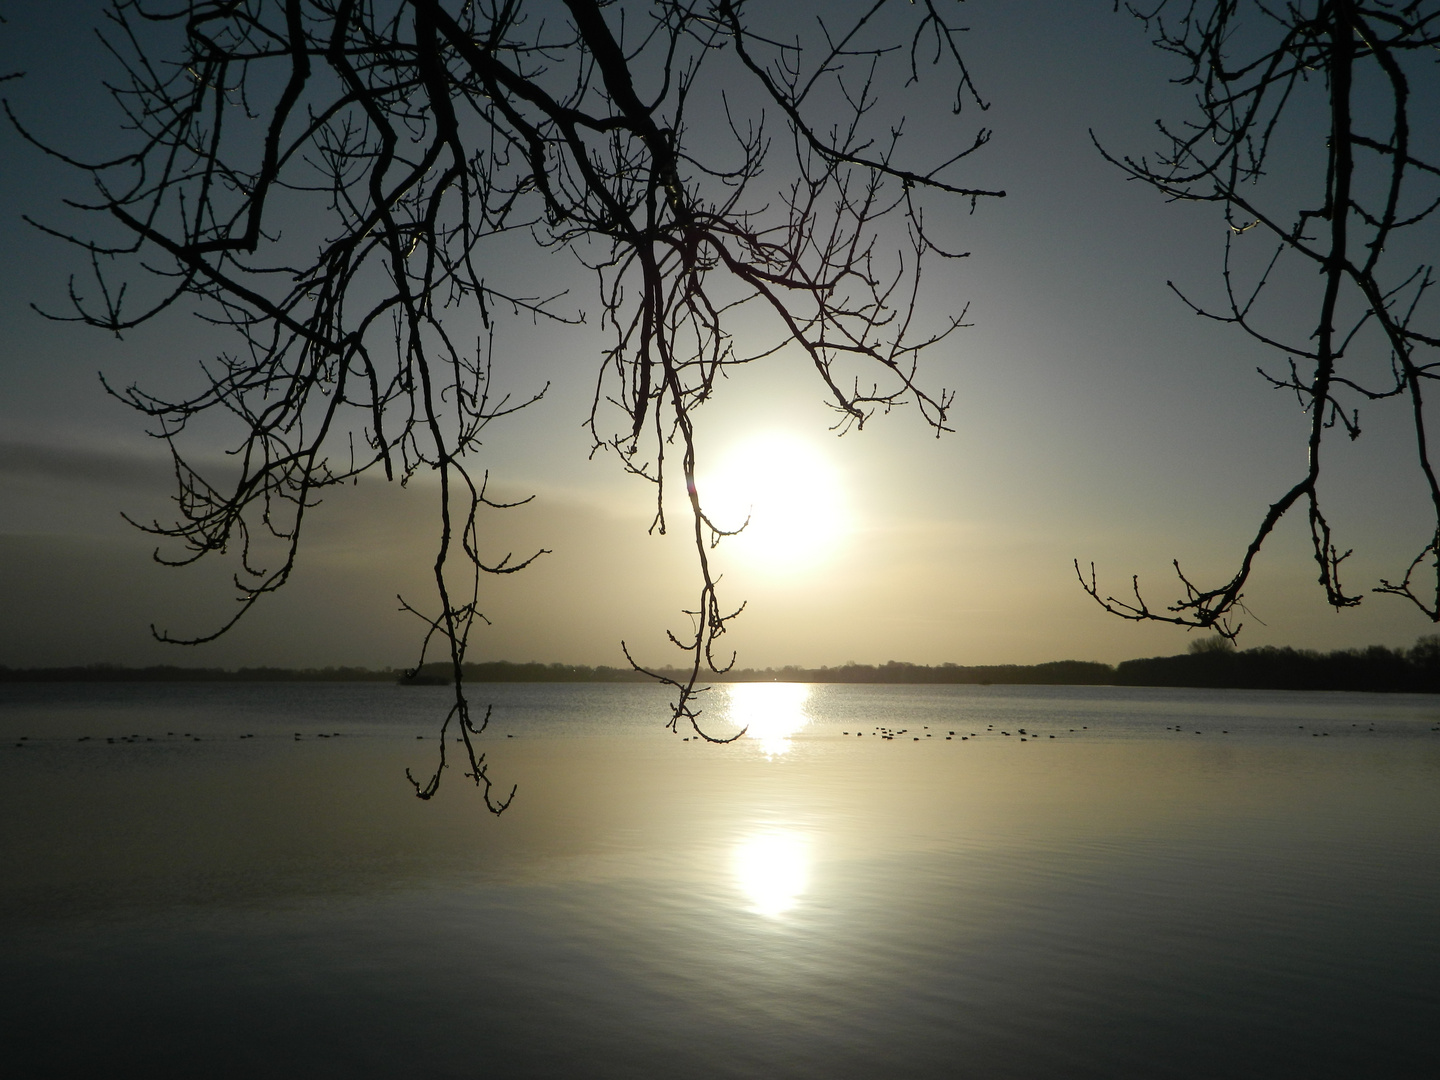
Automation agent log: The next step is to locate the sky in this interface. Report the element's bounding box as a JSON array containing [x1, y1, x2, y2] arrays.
[[1, 0, 1437, 671]]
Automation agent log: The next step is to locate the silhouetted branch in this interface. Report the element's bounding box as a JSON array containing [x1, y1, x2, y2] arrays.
[[12, 0, 999, 804], [1086, 0, 1440, 635]]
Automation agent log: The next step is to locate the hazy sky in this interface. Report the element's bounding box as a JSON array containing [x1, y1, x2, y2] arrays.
[[2, 1, 1436, 670]]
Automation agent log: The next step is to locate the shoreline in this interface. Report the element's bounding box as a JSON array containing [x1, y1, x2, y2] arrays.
[[4, 644, 1440, 695]]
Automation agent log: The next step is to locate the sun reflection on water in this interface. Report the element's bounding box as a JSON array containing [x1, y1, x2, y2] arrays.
[[733, 829, 810, 917], [727, 682, 811, 757]]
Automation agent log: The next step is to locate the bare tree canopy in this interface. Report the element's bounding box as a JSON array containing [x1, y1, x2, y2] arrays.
[[1081, 0, 1440, 640], [7, 0, 1002, 805]]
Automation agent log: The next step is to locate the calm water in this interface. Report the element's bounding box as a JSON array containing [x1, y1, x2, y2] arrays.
[[2, 681, 1438, 1078]]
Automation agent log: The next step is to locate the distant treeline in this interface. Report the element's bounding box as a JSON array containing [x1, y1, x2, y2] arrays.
[[436, 659, 1115, 685], [0, 664, 398, 683], [1112, 642, 1440, 694], [5, 641, 1440, 693]]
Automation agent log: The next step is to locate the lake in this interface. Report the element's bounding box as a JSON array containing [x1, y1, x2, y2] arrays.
[[2, 681, 1438, 1078]]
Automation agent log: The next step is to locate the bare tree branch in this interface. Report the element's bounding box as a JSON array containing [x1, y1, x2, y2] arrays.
[[1085, 0, 1440, 638], [11, 0, 1000, 803]]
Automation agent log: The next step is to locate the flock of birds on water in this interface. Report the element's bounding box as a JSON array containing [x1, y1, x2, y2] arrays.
[[8, 730, 346, 748], [9, 719, 1439, 751]]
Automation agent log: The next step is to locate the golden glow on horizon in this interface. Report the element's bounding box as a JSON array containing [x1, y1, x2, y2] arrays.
[[727, 681, 811, 757], [733, 828, 810, 918], [701, 432, 848, 572]]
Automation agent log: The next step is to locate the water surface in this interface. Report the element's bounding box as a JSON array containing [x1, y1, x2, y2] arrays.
[[2, 682, 1437, 1077]]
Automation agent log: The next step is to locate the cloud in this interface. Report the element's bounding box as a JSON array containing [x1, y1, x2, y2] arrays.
[[0, 438, 173, 491]]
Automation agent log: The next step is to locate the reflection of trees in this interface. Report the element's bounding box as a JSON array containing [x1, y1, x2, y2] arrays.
[[11, 1, 999, 805], [1082, 1, 1440, 641]]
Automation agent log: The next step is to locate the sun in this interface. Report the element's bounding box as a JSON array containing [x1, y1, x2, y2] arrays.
[[700, 432, 849, 570]]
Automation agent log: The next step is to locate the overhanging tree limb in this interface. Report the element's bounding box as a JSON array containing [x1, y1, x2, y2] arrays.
[[10, 0, 1000, 803], [1084, 0, 1440, 638]]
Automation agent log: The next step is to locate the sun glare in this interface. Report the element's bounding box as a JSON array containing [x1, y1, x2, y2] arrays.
[[701, 432, 848, 571], [727, 682, 811, 757], [733, 829, 810, 918]]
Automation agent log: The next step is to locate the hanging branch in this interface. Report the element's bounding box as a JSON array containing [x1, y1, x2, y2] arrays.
[[8, 0, 1001, 802], [1082, 0, 1440, 639]]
